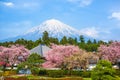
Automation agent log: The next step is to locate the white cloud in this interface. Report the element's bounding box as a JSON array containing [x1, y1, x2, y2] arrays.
[[109, 12, 120, 20], [67, 0, 93, 7], [0, 1, 40, 10], [80, 27, 112, 41], [80, 27, 99, 38], [3, 2, 14, 7]]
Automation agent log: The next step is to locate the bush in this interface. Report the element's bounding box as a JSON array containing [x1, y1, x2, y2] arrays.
[[115, 69, 120, 77], [4, 77, 16, 80], [60, 77, 83, 80], [67, 70, 91, 77], [4, 77, 27, 80], [39, 69, 47, 76], [91, 60, 116, 80], [81, 71, 91, 78], [4, 77, 83, 80], [31, 67, 39, 75], [47, 70, 64, 78], [38, 69, 91, 78], [46, 70, 91, 78], [3, 71, 16, 76], [0, 72, 3, 76]]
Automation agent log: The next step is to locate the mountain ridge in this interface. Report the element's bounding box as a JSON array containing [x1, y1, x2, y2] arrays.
[[0, 19, 92, 42]]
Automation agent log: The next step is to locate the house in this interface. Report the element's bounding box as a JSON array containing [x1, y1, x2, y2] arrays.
[[30, 44, 51, 57]]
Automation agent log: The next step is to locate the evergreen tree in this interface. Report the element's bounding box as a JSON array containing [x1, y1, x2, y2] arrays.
[[68, 37, 74, 45], [98, 40, 106, 45], [34, 38, 42, 47], [78, 35, 85, 50], [60, 36, 68, 45], [42, 31, 50, 45], [74, 38, 78, 45], [79, 35, 85, 43], [87, 39, 92, 44], [26, 40, 34, 49], [93, 39, 97, 44], [49, 37, 59, 45], [27, 53, 44, 64]]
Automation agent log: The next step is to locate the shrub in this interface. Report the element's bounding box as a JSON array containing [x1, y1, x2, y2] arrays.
[[81, 71, 91, 78], [39, 69, 47, 76], [115, 76, 120, 80], [0, 72, 3, 76], [4, 77, 16, 80], [4, 77, 83, 80], [4, 77, 27, 80], [91, 60, 116, 80], [3, 71, 10, 76], [47, 70, 64, 78], [67, 70, 80, 76], [61, 77, 83, 80], [3, 70, 16, 76], [67, 70, 91, 77], [10, 70, 17, 75], [46, 70, 91, 78], [115, 69, 120, 77], [31, 67, 39, 75], [40, 69, 91, 78]]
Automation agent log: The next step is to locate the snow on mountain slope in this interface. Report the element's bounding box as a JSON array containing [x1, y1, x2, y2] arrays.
[[22, 19, 81, 40], [0, 19, 90, 42]]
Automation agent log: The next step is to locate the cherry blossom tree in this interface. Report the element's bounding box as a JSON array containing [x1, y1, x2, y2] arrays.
[[98, 41, 120, 64], [42, 44, 99, 70], [0, 45, 30, 69], [63, 51, 99, 71], [42, 44, 80, 68]]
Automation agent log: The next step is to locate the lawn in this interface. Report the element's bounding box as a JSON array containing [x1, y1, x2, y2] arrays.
[[83, 78, 92, 80], [4, 75, 120, 80], [6, 75, 86, 80]]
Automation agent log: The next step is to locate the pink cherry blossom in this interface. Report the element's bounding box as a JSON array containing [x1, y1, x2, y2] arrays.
[[42, 44, 80, 68], [98, 42, 120, 64], [0, 45, 30, 66]]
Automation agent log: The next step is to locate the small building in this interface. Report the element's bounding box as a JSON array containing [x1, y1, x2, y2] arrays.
[[30, 44, 51, 57]]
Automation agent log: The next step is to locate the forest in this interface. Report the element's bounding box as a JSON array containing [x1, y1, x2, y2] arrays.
[[0, 31, 110, 52]]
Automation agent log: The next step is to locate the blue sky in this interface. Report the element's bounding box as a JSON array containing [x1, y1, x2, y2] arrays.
[[0, 0, 120, 41]]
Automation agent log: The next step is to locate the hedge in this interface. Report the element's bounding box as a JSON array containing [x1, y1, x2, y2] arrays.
[[39, 70, 91, 78], [115, 69, 120, 77], [4, 77, 83, 80]]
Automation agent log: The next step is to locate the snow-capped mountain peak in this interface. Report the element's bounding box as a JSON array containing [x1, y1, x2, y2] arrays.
[[44, 19, 63, 26], [1, 19, 84, 42], [23, 19, 81, 40]]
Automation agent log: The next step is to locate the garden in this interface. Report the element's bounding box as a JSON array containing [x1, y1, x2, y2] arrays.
[[0, 41, 120, 80]]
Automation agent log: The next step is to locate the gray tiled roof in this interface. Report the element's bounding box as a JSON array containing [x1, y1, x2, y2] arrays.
[[30, 44, 51, 57]]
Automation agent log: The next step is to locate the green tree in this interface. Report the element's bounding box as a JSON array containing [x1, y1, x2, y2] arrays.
[[42, 31, 50, 45], [60, 36, 68, 45], [78, 35, 86, 50], [34, 38, 42, 47], [27, 53, 44, 64], [26, 40, 34, 49], [49, 37, 59, 44], [17, 53, 44, 71], [87, 39, 92, 44], [68, 37, 74, 45], [74, 38, 78, 45], [91, 60, 116, 80], [15, 38, 27, 45], [35, 38, 42, 45], [98, 40, 106, 45], [79, 35, 85, 43], [93, 39, 97, 44]]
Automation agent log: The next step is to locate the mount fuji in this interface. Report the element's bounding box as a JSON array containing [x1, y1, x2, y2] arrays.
[[1, 19, 90, 42]]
